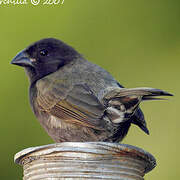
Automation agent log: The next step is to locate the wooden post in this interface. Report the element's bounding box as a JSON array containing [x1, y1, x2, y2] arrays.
[[14, 142, 156, 180]]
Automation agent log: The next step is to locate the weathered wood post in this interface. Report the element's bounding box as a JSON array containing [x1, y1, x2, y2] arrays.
[[14, 142, 156, 180]]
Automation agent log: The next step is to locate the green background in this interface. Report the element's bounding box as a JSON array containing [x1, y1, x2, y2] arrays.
[[1, 0, 179, 179]]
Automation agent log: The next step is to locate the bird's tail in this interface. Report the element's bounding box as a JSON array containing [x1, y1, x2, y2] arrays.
[[104, 87, 173, 101], [103, 87, 173, 135]]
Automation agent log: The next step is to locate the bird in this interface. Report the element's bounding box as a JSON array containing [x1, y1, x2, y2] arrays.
[[11, 38, 173, 142]]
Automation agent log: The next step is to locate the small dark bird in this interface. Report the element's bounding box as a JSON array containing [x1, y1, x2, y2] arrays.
[[11, 38, 173, 142]]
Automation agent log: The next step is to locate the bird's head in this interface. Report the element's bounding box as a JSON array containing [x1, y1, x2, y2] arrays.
[[11, 38, 80, 83]]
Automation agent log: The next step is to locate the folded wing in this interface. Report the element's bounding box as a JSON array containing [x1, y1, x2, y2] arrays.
[[36, 78, 106, 130]]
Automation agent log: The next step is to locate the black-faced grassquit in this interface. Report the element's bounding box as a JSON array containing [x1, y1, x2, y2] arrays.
[[11, 38, 173, 142]]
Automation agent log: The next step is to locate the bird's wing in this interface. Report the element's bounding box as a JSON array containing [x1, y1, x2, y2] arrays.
[[36, 78, 105, 130]]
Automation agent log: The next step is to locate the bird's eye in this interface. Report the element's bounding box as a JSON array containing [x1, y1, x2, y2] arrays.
[[40, 49, 48, 56]]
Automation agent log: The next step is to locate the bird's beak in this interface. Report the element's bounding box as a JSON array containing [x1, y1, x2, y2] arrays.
[[11, 51, 33, 67]]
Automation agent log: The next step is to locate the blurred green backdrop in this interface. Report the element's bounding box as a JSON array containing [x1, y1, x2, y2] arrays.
[[0, 0, 179, 179]]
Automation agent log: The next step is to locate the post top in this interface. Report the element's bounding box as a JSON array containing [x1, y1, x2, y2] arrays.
[[14, 142, 156, 174]]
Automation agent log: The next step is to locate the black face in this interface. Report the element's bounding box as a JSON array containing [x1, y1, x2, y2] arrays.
[[11, 38, 80, 83]]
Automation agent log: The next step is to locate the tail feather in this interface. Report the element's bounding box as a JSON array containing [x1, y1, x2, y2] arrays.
[[103, 87, 173, 136], [131, 108, 149, 135], [142, 96, 167, 101], [104, 87, 173, 100]]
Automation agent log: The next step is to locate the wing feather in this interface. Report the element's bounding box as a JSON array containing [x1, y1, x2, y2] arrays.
[[36, 78, 105, 130]]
